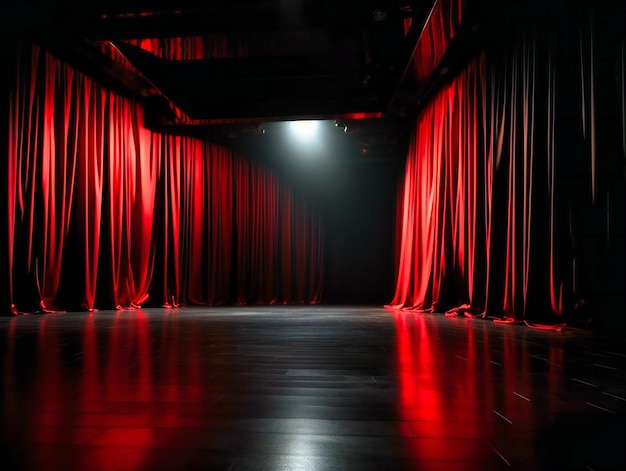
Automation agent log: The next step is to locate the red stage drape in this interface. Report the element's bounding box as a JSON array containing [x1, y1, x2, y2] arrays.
[[412, 0, 464, 83], [7, 46, 107, 312], [124, 36, 247, 61], [123, 30, 325, 62], [5, 43, 323, 313], [389, 13, 625, 325]]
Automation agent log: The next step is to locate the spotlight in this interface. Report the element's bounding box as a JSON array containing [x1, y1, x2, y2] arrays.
[[289, 120, 319, 140]]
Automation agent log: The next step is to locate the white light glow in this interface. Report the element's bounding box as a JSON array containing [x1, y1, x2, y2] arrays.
[[290, 120, 319, 140]]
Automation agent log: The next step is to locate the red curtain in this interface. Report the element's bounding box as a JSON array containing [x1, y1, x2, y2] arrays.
[[7, 46, 106, 312], [122, 30, 325, 62], [75, 67, 106, 311], [124, 36, 247, 61], [5, 43, 324, 313], [390, 60, 482, 314], [232, 163, 323, 305], [412, 0, 464, 83], [389, 13, 625, 326]]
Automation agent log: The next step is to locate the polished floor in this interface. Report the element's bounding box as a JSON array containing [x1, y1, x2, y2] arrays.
[[1, 307, 624, 470]]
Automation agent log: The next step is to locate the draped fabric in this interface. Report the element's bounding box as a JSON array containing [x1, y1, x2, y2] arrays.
[[233, 167, 323, 305], [160, 137, 236, 307], [412, 0, 464, 83], [7, 46, 107, 312], [5, 43, 323, 313], [122, 30, 332, 62], [389, 15, 625, 326], [123, 37, 247, 61]]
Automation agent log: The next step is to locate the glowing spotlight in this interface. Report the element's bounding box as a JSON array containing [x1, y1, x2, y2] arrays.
[[290, 120, 319, 140]]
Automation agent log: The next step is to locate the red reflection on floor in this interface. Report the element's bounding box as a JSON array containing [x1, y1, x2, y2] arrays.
[[32, 316, 66, 463], [394, 312, 495, 463], [2, 319, 19, 425], [0, 310, 221, 470], [395, 313, 445, 424]]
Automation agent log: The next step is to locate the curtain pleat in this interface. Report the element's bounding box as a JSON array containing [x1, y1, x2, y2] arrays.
[[76, 76, 105, 311]]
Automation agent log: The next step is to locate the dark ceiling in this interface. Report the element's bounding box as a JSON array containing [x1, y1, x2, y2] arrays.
[[1, 0, 502, 147]]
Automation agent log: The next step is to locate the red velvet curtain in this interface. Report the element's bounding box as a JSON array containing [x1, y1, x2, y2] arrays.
[[411, 0, 464, 83], [5, 43, 323, 313], [76, 65, 106, 311], [389, 60, 484, 315], [123, 30, 324, 62], [124, 36, 247, 61], [390, 14, 625, 325], [160, 137, 236, 307], [232, 164, 323, 305], [7, 46, 107, 312]]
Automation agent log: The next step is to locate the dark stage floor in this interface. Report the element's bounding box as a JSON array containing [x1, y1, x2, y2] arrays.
[[1, 306, 624, 470]]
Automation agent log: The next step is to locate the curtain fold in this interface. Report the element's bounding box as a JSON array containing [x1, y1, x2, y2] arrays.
[[107, 95, 160, 308], [76, 75, 105, 311], [389, 17, 625, 326], [6, 43, 324, 313]]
